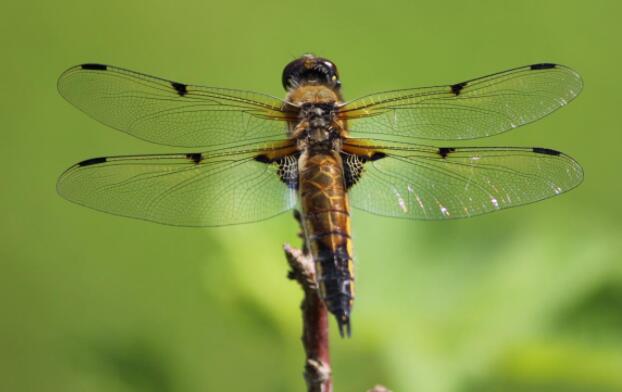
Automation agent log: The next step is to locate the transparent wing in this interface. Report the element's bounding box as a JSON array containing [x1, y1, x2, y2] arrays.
[[58, 64, 294, 148], [57, 143, 298, 227], [342, 139, 583, 219], [340, 63, 582, 141]]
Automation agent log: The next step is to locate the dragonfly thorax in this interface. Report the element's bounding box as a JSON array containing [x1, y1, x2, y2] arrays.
[[295, 103, 341, 149]]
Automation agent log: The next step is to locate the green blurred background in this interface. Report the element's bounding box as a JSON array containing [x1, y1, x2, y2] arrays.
[[2, 1, 621, 391]]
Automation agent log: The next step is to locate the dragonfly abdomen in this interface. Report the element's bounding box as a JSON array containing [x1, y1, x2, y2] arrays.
[[299, 150, 355, 337]]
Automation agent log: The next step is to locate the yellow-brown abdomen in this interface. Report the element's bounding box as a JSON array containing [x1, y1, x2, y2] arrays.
[[299, 150, 354, 336]]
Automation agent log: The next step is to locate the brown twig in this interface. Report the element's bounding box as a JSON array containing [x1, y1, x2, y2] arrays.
[[284, 244, 332, 392], [284, 210, 391, 392], [284, 209, 333, 392]]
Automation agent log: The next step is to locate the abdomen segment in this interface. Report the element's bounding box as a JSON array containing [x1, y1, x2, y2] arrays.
[[299, 150, 355, 336]]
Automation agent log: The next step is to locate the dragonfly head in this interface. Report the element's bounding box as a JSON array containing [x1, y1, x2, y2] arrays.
[[282, 54, 341, 91]]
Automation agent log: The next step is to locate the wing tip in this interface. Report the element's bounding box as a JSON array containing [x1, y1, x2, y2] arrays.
[[529, 62, 583, 95], [57, 63, 109, 99]]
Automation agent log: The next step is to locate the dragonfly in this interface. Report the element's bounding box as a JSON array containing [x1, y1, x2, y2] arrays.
[[57, 55, 583, 337]]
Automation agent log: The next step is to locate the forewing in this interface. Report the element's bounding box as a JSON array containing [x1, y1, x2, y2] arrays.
[[343, 140, 583, 219], [57, 143, 298, 226], [341, 64, 582, 141], [58, 64, 294, 148]]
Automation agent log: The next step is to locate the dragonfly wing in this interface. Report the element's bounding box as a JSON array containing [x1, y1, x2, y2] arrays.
[[58, 64, 294, 148], [342, 139, 583, 219], [57, 142, 298, 226], [341, 64, 582, 141]]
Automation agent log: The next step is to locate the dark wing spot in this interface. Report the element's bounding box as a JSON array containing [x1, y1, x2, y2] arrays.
[[450, 81, 467, 96], [254, 154, 272, 163], [530, 63, 556, 70], [438, 147, 456, 158], [369, 152, 386, 161], [171, 82, 188, 96], [532, 147, 561, 156], [78, 157, 107, 167], [186, 153, 202, 163], [81, 63, 107, 71]]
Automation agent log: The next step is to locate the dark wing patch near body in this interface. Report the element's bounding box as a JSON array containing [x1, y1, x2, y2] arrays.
[[530, 63, 556, 70], [254, 154, 272, 163], [78, 157, 107, 166], [533, 147, 561, 156], [81, 63, 107, 71], [171, 81, 188, 96], [276, 155, 299, 190], [342, 151, 389, 189], [369, 152, 386, 161], [342, 153, 366, 189], [438, 147, 456, 158], [255, 153, 299, 189]]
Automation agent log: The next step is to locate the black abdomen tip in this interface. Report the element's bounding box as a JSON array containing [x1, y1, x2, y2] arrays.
[[336, 313, 351, 338]]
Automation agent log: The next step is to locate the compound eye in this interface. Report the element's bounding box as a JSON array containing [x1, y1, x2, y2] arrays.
[[322, 60, 337, 75], [282, 58, 305, 90], [281, 56, 340, 90]]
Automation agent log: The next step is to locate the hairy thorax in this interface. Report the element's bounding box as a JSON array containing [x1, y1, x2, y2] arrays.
[[286, 84, 347, 151]]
